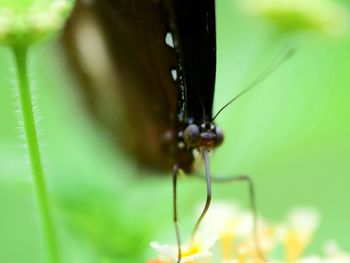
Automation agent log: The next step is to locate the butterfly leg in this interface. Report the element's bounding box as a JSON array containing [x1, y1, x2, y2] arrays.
[[199, 174, 266, 261], [172, 164, 182, 263]]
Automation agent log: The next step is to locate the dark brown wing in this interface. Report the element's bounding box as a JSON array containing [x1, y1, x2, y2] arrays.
[[173, 0, 217, 122], [63, 0, 178, 171]]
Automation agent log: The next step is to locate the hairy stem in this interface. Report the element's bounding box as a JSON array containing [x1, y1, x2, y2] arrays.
[[13, 47, 59, 263]]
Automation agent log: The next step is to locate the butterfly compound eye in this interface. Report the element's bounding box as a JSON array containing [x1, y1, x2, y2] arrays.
[[184, 124, 200, 147], [215, 126, 224, 147]]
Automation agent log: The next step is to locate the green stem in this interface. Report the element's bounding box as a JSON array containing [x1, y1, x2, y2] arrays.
[[13, 47, 59, 263]]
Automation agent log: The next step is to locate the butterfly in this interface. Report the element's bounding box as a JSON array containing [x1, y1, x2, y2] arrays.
[[63, 0, 292, 261]]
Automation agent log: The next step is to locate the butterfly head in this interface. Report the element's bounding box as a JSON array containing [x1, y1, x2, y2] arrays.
[[183, 121, 223, 150]]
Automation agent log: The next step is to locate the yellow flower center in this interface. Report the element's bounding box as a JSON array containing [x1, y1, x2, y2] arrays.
[[181, 242, 202, 258]]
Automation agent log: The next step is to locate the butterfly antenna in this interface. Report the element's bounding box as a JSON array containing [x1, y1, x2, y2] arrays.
[[212, 46, 297, 121]]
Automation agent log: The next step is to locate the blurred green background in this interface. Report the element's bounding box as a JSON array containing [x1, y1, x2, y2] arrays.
[[0, 0, 350, 262]]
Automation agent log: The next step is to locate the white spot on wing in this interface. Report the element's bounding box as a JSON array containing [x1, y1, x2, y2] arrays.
[[171, 69, 177, 81], [165, 32, 174, 48], [178, 142, 185, 149]]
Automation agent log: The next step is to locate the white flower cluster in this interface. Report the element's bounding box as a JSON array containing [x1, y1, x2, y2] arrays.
[[149, 203, 349, 263]]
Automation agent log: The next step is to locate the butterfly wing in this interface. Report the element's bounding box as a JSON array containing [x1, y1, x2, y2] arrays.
[[63, 0, 179, 171], [172, 0, 217, 122]]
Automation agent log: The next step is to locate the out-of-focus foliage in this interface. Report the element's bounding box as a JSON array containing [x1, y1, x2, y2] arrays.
[[0, 0, 350, 262], [0, 0, 74, 46], [241, 0, 350, 37]]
